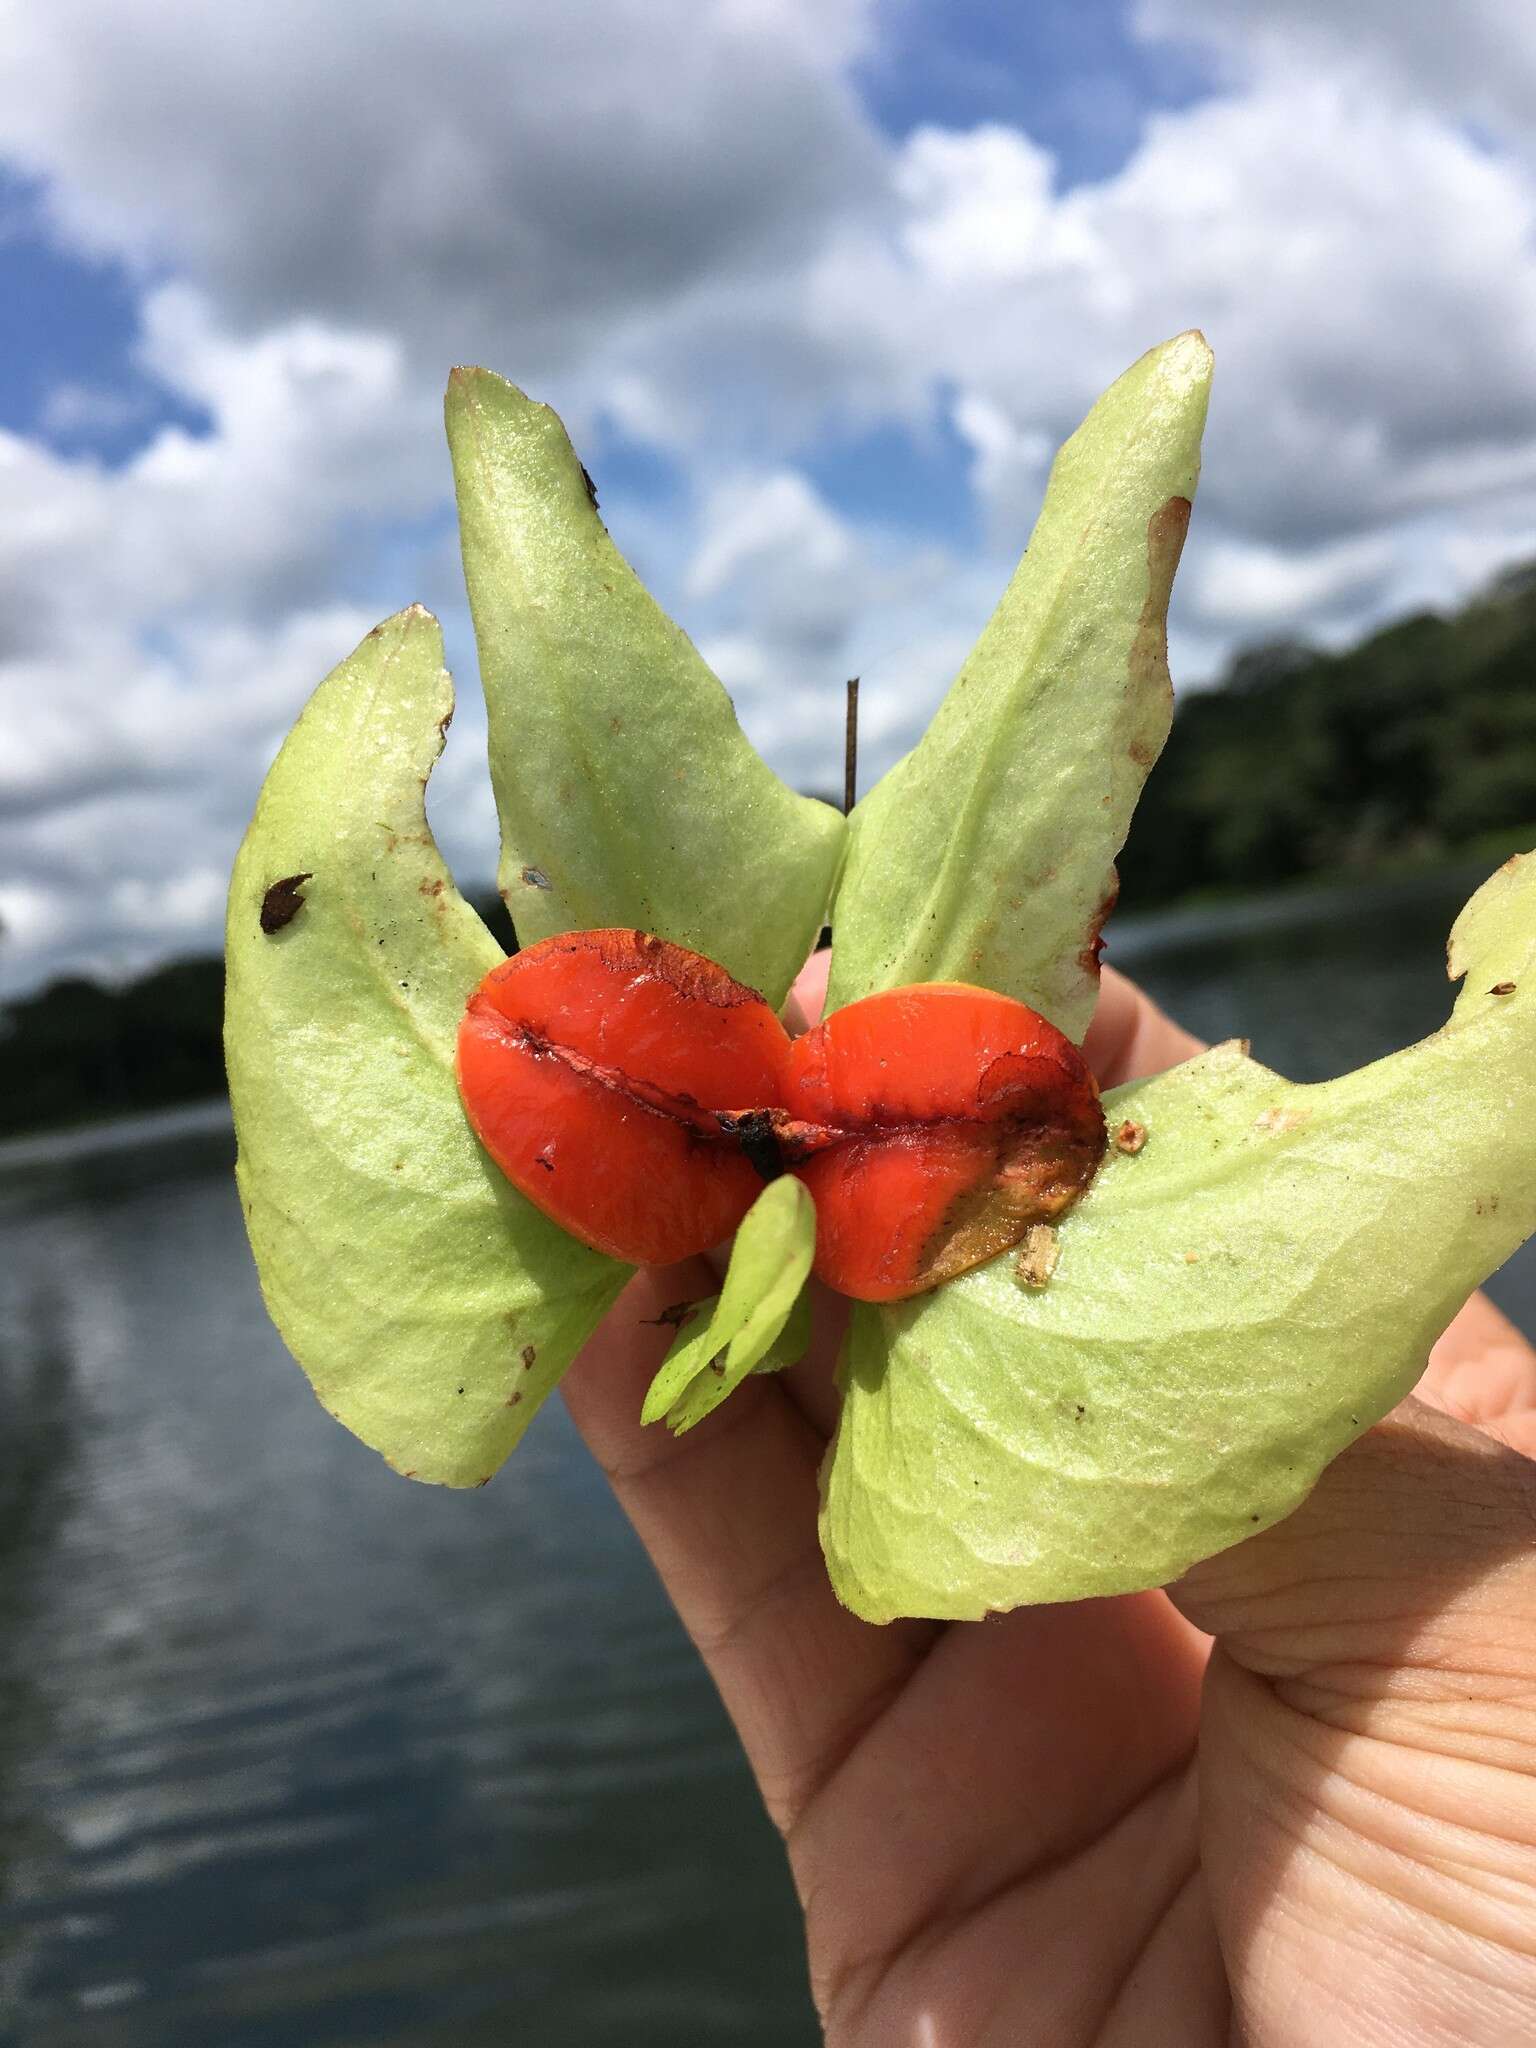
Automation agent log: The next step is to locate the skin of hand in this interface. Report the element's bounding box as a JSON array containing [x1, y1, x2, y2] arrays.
[[561, 957, 1536, 2047]]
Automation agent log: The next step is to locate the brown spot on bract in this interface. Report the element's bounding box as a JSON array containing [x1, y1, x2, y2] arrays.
[[1114, 1119, 1147, 1154], [419, 877, 445, 897], [1255, 1106, 1309, 1134], [1475, 1194, 1501, 1216], [521, 1345, 537, 1370], [643, 1302, 701, 1332], [1490, 981, 1517, 996], [1079, 877, 1119, 977], [506, 1390, 523, 1406], [1013, 1223, 1059, 1289], [1124, 493, 1192, 776], [522, 865, 552, 890], [260, 872, 313, 933], [580, 463, 599, 508], [1182, 1250, 1199, 1264]]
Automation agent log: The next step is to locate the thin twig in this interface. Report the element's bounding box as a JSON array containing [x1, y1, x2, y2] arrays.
[[843, 676, 860, 815]]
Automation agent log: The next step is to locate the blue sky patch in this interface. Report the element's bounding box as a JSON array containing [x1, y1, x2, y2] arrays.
[[0, 170, 210, 465], [858, 0, 1215, 187]]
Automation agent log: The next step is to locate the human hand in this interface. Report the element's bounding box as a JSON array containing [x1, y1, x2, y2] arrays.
[[562, 960, 1536, 2045]]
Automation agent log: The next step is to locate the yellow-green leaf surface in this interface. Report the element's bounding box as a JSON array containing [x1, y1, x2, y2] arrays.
[[825, 333, 1212, 1038], [226, 607, 627, 1487], [446, 368, 845, 1008], [821, 854, 1536, 1622], [641, 1178, 816, 1434]]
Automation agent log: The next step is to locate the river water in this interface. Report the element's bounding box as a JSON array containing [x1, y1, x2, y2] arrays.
[[1, 871, 1532, 2045]]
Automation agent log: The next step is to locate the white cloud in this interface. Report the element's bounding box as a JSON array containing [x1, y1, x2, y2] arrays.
[[684, 466, 973, 788], [1139, 0, 1536, 142], [0, 0, 883, 378], [1190, 534, 1396, 631], [7, 1, 1536, 994]]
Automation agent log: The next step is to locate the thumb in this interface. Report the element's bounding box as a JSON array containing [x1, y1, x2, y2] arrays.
[[1172, 1400, 1536, 2042], [1172, 1397, 1536, 1681]]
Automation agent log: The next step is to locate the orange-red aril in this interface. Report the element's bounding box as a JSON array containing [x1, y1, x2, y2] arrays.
[[456, 933, 1106, 1297], [456, 929, 792, 1264], [781, 983, 1106, 1301]]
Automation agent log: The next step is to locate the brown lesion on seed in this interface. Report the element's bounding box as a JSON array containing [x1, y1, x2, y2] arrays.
[[260, 872, 313, 933], [1490, 981, 1517, 996], [913, 1098, 1107, 1293], [629, 930, 764, 1010]]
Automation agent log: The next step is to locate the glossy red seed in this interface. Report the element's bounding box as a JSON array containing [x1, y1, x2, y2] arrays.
[[456, 929, 792, 1264], [782, 983, 1106, 1302], [457, 932, 1105, 1299]]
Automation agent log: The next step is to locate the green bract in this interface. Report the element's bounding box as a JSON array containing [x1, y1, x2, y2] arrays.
[[822, 854, 1536, 1617], [225, 607, 626, 1487], [446, 368, 844, 1008], [825, 333, 1211, 1039], [640, 1177, 816, 1435], [227, 335, 1536, 1621]]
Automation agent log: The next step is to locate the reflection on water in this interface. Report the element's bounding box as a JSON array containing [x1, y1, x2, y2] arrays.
[[0, 874, 1533, 2043], [0, 1136, 812, 2045]]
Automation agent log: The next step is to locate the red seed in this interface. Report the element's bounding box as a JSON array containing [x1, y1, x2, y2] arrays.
[[456, 929, 791, 1264], [782, 984, 1106, 1302], [457, 933, 1105, 1299]]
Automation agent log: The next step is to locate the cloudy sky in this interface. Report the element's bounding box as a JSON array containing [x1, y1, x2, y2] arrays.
[[4, 0, 1536, 995]]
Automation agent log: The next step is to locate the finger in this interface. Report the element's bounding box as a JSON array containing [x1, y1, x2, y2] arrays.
[[1171, 1400, 1536, 2043], [1418, 1290, 1536, 1441], [779, 1278, 848, 1438], [1172, 1395, 1536, 1680], [791, 1586, 1209, 2017], [1082, 964, 1205, 1087], [561, 1264, 936, 1831], [782, 945, 831, 1036]]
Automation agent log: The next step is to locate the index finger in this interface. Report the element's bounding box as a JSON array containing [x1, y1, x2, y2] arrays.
[[1082, 963, 1205, 1086], [561, 1264, 936, 1832]]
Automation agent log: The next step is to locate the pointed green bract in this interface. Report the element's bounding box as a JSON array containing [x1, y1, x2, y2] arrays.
[[641, 1177, 816, 1434], [446, 368, 845, 1008], [820, 854, 1536, 1621], [753, 1283, 813, 1377], [825, 333, 1212, 1038], [226, 607, 627, 1488]]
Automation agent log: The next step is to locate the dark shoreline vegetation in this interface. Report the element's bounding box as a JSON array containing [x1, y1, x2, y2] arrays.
[[4, 568, 1536, 1144]]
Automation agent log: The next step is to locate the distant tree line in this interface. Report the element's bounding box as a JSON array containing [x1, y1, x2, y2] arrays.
[[0, 894, 516, 1142], [4, 570, 1536, 1140], [1117, 563, 1536, 910]]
